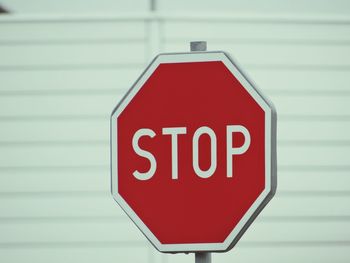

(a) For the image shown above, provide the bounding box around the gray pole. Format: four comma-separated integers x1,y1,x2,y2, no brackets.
195,252,212,263
190,41,207,52
190,40,211,263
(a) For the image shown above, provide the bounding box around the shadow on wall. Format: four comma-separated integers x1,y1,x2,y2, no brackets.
0,4,9,13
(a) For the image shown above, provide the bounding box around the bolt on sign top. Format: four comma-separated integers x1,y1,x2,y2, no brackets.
110,45,277,253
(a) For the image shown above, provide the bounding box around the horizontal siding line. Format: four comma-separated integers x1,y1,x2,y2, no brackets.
0,89,129,96
0,117,348,124
279,191,350,197
0,38,146,46
0,241,148,249
0,63,145,71
279,117,350,122
0,140,349,147
0,241,348,250
279,141,350,147
1,13,350,24
1,115,350,122
0,190,349,198
0,64,350,72
240,241,350,248
1,89,350,97
279,165,350,172
164,38,350,46
259,216,350,222
0,166,346,174
282,115,350,121
0,165,108,171
0,216,129,224
264,90,350,96
0,140,109,147
1,38,349,46
0,216,349,224
0,115,106,121
162,16,350,25
0,66,349,74
246,65,350,71
0,164,348,172
0,14,152,23
0,191,106,198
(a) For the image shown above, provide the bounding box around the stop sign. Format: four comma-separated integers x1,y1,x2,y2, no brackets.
111,51,277,253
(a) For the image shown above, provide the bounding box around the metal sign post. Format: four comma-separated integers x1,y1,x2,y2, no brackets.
190,41,207,52
190,41,212,263
195,252,212,263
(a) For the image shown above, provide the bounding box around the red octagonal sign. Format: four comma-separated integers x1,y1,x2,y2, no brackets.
111,52,277,253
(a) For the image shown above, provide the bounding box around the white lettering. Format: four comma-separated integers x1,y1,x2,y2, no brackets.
226,125,251,178
132,128,157,180
193,126,217,178
162,127,187,179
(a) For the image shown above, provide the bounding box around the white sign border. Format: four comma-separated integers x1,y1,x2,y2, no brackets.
110,51,277,253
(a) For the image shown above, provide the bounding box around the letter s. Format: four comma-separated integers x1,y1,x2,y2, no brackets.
132,128,157,180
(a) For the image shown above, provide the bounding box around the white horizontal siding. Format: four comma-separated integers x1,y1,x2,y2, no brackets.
164,42,350,67
169,246,350,263
0,247,153,263
0,169,349,193
0,93,348,118
1,67,349,93
0,43,145,67
0,68,143,92
1,220,349,244
0,21,146,41
162,20,350,40
0,119,349,143
0,0,149,14
158,0,350,15
0,10,349,263
1,194,349,219
0,143,349,167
